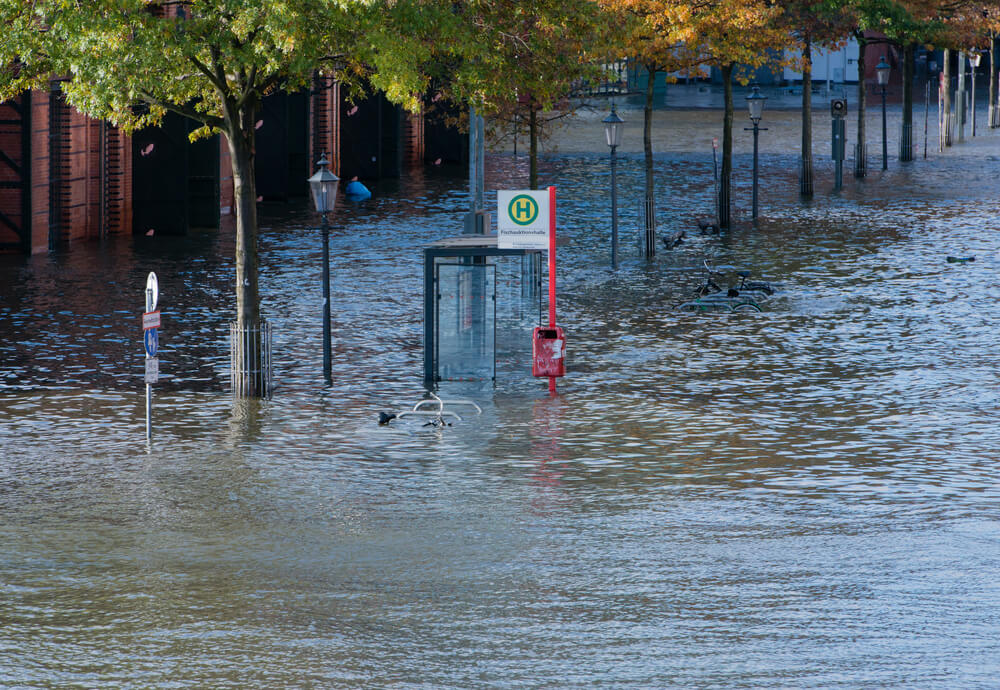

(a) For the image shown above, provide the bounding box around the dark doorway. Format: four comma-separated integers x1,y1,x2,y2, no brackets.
423,103,467,166
255,91,309,201
340,90,403,181
133,114,220,235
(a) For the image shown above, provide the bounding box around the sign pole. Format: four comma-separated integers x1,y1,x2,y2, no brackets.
548,185,557,395
145,287,153,441
497,188,564,391
143,272,159,442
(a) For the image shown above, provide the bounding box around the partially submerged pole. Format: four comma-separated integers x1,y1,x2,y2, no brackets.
548,185,557,395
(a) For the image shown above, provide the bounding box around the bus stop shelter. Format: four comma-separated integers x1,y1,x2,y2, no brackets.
423,235,543,385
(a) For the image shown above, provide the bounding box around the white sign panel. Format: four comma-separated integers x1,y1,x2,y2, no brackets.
142,310,161,330
145,357,159,384
146,272,158,311
497,190,550,249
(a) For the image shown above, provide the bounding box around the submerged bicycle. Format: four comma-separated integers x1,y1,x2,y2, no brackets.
678,260,775,313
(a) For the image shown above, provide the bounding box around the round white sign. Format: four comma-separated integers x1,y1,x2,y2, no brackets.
146,272,158,311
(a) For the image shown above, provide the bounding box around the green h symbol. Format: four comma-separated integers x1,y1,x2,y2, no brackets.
509,195,538,225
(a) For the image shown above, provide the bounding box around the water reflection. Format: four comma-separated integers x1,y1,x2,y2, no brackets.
1,147,1000,686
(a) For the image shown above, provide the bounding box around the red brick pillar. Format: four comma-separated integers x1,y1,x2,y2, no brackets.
63,108,103,242
104,124,132,236
404,109,425,167
310,75,340,176
30,87,54,254
220,137,234,215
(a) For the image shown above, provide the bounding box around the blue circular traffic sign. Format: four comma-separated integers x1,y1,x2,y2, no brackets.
144,328,159,357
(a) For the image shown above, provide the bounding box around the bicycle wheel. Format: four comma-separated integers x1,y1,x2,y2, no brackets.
732,301,761,312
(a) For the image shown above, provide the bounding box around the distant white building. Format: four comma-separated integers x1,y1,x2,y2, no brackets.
784,38,861,85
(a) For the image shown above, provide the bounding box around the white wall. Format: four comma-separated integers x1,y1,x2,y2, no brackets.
784,39,861,84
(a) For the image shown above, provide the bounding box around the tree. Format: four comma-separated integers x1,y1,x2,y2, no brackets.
684,0,788,229
777,1,853,194
836,0,958,169
881,0,1000,152
597,0,704,255
886,0,948,160
0,0,433,396
930,2,1000,140
445,0,604,190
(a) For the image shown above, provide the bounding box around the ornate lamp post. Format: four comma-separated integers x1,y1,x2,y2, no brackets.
876,56,890,170
745,85,767,220
307,154,340,385
603,105,623,270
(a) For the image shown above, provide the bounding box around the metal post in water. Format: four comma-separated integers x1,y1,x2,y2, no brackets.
924,81,930,159
321,211,332,385
881,85,888,170
548,186,557,395
745,120,767,218
957,51,966,144
610,143,618,271
145,286,153,441
712,138,719,225
832,111,845,191
939,74,944,152
752,121,760,219
971,60,977,137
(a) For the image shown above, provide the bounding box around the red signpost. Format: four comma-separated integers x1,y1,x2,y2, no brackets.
500,185,565,393
530,185,565,395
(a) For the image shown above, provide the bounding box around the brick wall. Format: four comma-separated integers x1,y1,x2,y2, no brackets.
404,109,425,167
30,88,51,254
0,94,30,252
104,124,132,237
220,137,233,214
310,75,340,176
24,84,133,252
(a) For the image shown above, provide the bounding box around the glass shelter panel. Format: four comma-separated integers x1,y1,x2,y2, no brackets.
435,263,495,382
494,256,541,379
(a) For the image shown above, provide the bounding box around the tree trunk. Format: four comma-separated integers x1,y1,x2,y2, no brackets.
643,65,656,257
529,107,538,190
225,102,265,397
943,48,952,145
719,63,733,230
901,42,914,161
855,33,868,177
800,36,813,196
990,34,999,128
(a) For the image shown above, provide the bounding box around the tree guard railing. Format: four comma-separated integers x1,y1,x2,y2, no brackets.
230,319,273,398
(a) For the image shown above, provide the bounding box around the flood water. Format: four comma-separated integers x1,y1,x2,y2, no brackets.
2,115,1000,686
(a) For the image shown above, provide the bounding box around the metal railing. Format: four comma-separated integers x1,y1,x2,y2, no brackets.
573,59,636,97
230,319,273,398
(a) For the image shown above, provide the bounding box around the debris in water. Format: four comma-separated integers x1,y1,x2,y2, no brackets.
661,229,685,249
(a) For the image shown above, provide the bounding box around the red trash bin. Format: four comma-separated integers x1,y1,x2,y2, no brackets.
532,326,566,377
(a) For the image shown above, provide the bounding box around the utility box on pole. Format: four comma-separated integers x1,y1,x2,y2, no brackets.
831,118,846,160
831,99,847,190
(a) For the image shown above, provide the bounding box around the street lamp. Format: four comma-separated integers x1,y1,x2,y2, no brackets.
308,153,340,385
603,104,623,270
876,56,890,170
970,50,982,136
745,85,767,220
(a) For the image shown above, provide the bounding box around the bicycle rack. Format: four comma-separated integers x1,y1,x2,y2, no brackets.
391,392,483,424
